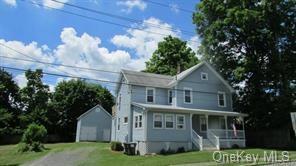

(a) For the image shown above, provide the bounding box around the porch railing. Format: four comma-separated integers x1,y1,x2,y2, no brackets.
207,130,220,150
192,130,203,151
209,129,245,139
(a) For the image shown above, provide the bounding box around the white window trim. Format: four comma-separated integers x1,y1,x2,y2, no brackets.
146,87,155,103
201,72,208,80
176,114,186,130
134,114,143,129
200,116,206,132
183,87,193,104
165,114,174,129
123,116,128,125
168,90,172,104
153,113,163,129
217,91,227,107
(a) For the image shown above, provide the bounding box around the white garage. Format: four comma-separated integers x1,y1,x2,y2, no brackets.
76,105,112,142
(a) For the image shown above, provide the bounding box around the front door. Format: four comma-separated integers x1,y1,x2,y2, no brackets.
200,116,207,138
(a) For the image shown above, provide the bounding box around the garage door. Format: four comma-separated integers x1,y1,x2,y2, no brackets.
80,126,97,141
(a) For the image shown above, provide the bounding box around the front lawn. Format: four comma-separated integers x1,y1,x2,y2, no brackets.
0,142,295,166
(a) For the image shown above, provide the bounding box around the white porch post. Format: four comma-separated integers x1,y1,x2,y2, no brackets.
224,115,230,148
205,115,209,134
189,113,193,149
242,117,246,147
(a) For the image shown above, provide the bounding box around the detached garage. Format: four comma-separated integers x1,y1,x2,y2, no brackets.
76,105,112,142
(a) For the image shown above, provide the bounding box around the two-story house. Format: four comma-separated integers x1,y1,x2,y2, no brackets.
111,61,247,155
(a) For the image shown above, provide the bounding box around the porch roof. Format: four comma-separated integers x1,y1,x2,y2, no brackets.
132,102,248,117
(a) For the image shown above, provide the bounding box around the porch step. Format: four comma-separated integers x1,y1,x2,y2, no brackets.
202,139,217,151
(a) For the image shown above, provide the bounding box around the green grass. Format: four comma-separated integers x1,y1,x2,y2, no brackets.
0,142,296,166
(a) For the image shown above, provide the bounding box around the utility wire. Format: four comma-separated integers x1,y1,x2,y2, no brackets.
49,0,195,36
143,0,195,14
2,66,228,95
0,42,223,86
22,0,200,43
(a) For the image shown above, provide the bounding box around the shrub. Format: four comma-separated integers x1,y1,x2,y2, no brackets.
160,148,166,155
110,141,124,151
18,123,47,152
176,147,185,153
231,144,240,149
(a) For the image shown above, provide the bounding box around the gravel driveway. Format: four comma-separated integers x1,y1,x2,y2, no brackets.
23,147,95,166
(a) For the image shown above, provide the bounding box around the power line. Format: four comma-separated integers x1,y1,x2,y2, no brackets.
49,0,196,36
0,43,76,77
143,0,195,14
22,0,200,43
0,42,222,87
1,65,229,95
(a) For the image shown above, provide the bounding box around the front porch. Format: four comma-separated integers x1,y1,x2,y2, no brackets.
190,114,246,150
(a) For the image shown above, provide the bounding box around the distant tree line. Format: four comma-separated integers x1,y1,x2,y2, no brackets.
0,68,114,142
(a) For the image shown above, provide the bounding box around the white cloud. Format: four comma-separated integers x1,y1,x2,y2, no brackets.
169,3,179,13
111,17,180,70
116,0,147,13
2,0,68,9
14,74,27,88
42,0,69,9
2,0,16,6
187,35,202,59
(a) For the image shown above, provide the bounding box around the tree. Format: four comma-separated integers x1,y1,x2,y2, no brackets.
0,69,21,136
51,79,114,140
145,35,199,75
20,69,50,127
193,0,296,129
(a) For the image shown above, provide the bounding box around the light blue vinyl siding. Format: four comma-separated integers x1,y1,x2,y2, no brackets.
146,111,191,142
131,85,170,105
115,77,131,142
176,64,232,111
132,105,145,142
77,106,111,141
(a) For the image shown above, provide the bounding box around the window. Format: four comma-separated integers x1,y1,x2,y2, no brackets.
184,88,192,104
218,91,226,107
134,115,143,128
168,90,173,104
123,117,128,124
201,72,208,80
165,114,174,129
176,115,185,129
146,88,155,103
200,116,207,132
117,118,120,130
153,113,163,128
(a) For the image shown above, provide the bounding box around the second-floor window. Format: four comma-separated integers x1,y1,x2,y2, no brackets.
146,88,155,103
168,90,172,104
184,88,192,104
201,72,208,80
218,91,226,107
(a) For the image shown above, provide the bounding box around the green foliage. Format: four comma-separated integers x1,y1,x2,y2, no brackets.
52,79,114,140
145,35,199,75
0,69,21,136
19,123,47,152
110,141,124,151
193,0,296,129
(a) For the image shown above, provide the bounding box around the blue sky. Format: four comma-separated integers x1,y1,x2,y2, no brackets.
0,0,201,93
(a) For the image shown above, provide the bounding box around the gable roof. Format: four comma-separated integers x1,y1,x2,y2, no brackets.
115,61,234,94
168,61,235,92
77,104,112,120
121,69,174,88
